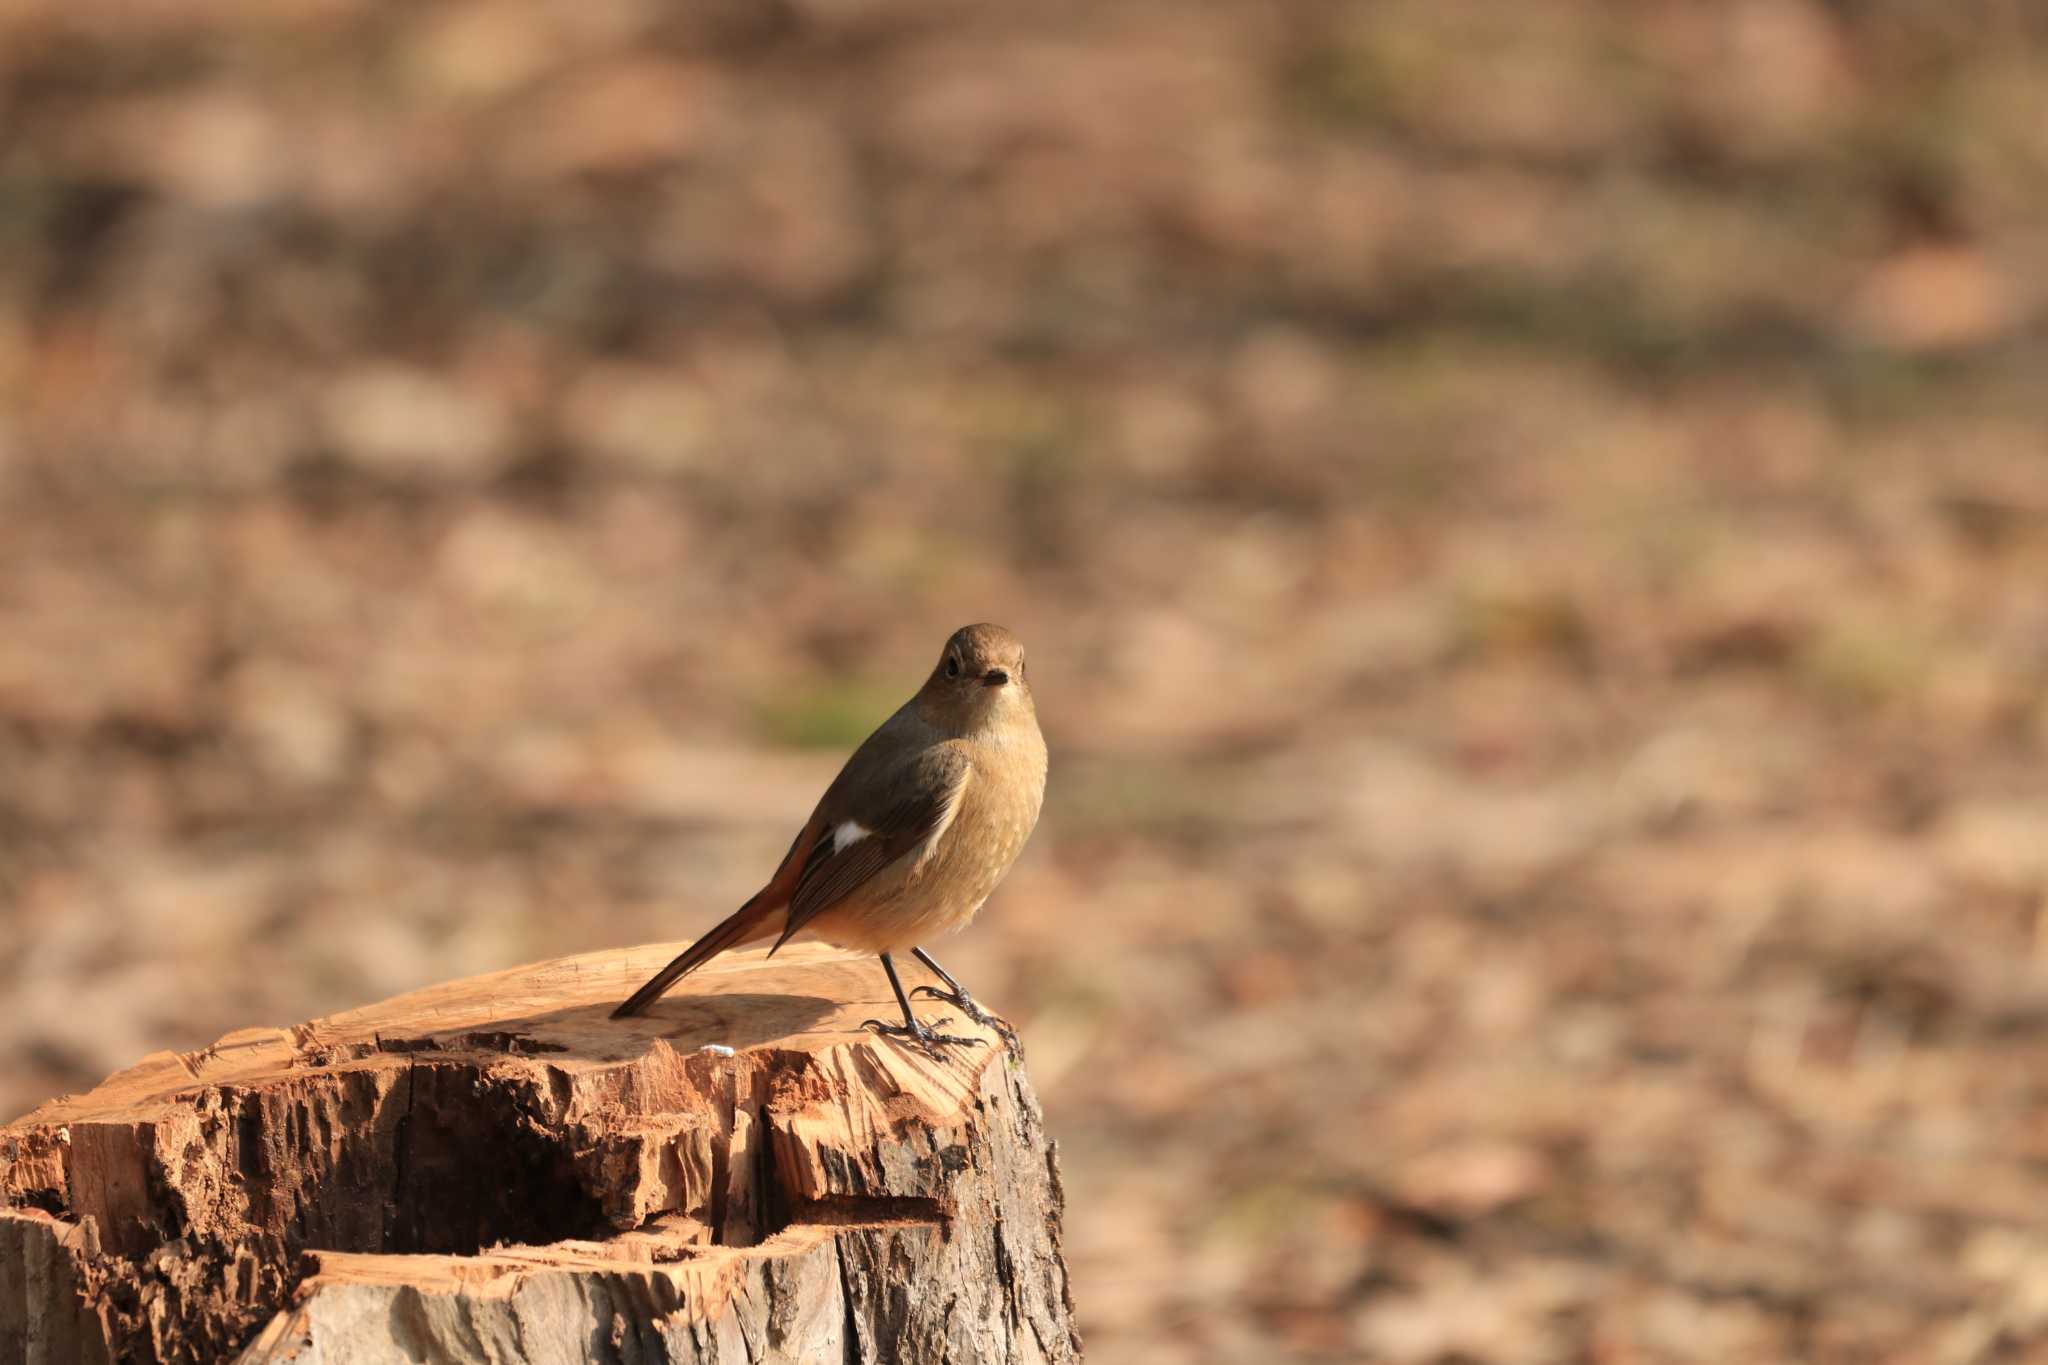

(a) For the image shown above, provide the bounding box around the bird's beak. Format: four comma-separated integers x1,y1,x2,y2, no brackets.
981,669,1009,687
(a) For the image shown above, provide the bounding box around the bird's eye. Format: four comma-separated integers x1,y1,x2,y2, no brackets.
944,655,961,679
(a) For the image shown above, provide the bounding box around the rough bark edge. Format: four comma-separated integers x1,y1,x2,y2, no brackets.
0,1211,111,1365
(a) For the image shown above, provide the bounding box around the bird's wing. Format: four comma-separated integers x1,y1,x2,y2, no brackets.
772,744,974,952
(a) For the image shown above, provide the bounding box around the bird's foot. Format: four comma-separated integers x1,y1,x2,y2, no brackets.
909,987,1024,1056
860,1016,985,1054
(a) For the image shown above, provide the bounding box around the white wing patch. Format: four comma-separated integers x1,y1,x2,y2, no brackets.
831,820,872,853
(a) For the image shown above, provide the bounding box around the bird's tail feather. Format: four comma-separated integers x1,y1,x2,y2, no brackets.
610,900,779,1019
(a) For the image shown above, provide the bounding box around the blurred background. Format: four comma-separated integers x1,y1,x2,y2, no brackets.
4,0,2048,1360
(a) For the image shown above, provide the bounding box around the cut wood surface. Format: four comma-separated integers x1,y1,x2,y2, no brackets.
0,943,1080,1363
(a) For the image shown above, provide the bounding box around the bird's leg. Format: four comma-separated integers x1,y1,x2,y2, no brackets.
908,947,1022,1054
861,952,984,1052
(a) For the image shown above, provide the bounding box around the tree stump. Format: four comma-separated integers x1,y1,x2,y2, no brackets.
0,943,1081,1363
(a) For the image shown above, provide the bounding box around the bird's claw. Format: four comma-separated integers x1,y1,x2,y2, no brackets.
906,987,1023,1055
860,1017,986,1053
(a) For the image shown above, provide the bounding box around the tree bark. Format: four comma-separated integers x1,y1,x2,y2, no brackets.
0,943,1081,1363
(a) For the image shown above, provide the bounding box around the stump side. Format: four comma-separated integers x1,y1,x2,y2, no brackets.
0,943,1081,1364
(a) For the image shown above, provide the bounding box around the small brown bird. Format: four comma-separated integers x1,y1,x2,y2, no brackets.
612,624,1047,1049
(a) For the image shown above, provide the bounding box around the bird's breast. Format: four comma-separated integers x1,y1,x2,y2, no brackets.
804,726,1044,955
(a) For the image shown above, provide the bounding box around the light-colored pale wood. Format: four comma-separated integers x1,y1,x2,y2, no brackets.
0,943,1080,1363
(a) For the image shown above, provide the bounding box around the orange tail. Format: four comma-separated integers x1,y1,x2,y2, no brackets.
610,898,782,1018
611,816,825,1019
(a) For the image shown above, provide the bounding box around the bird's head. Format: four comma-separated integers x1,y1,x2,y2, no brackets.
917,623,1033,733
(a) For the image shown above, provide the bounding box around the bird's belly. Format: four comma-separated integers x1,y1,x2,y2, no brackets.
810,884,983,955
805,776,1039,955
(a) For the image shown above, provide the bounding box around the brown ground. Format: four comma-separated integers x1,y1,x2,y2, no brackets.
4,1,2048,1361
